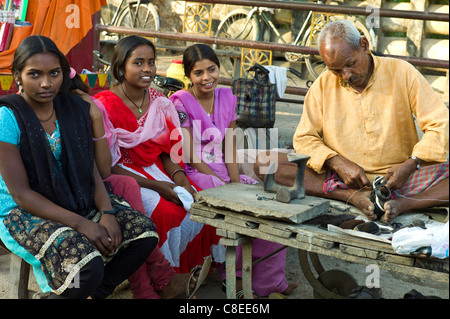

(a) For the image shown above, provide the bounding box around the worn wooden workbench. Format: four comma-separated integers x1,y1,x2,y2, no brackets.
190,183,449,299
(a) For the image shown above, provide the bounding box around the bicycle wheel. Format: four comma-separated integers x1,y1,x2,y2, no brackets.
303,16,374,80
100,3,119,42
214,9,260,78
116,2,161,41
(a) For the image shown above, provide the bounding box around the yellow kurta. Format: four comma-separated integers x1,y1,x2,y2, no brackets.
293,54,449,181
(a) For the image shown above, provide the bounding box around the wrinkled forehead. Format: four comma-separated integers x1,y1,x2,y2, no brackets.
321,39,358,65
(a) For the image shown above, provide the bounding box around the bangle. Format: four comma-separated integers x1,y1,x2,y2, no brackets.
101,210,115,216
170,168,186,180
93,133,107,142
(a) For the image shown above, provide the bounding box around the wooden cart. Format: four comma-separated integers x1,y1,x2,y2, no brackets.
190,183,449,299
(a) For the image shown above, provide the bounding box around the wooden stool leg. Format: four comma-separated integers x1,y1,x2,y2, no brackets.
225,246,237,299
242,239,253,299
8,253,30,299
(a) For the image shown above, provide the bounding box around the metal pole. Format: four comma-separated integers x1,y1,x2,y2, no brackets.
96,25,450,69
184,0,449,22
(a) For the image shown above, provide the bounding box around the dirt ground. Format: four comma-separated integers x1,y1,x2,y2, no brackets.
0,53,448,302
1,245,448,300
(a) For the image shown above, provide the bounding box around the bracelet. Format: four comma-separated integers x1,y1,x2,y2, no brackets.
408,155,421,170
93,133,107,142
101,210,115,216
170,168,186,180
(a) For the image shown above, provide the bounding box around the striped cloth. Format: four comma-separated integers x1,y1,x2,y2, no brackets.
392,161,449,199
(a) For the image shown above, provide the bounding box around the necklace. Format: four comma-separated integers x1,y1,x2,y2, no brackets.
121,84,147,114
192,88,214,116
38,107,55,122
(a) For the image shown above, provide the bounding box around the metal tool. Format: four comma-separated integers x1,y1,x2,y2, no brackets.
263,153,310,203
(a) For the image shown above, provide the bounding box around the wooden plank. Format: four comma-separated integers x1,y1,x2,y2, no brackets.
190,203,449,283
242,240,253,299
211,203,395,254
225,246,237,299
340,244,381,260
191,204,396,254
339,244,415,266
295,232,335,249
293,224,396,254
190,203,220,219
259,224,295,239
220,237,246,246
217,228,240,239
8,254,30,299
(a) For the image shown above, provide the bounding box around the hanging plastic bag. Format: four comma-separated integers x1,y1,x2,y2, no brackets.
391,221,449,259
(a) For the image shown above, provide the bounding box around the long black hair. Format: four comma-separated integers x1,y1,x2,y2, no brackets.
12,35,71,93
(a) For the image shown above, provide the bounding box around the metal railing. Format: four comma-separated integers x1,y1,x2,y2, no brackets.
184,0,449,22
96,0,449,100
96,25,450,69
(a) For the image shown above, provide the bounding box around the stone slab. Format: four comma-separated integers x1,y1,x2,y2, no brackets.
194,183,330,224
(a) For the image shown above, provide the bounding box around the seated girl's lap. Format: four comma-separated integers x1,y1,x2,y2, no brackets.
141,188,190,227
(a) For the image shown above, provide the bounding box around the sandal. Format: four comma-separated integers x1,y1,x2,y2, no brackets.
371,175,391,219
186,256,211,299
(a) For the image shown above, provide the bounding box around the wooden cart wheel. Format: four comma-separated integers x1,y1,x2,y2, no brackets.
298,250,358,299
240,48,272,77
183,3,213,35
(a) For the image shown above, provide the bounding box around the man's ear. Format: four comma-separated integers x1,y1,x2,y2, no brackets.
360,37,370,53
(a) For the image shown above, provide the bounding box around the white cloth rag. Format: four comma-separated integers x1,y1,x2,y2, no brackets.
264,65,288,98
173,186,194,212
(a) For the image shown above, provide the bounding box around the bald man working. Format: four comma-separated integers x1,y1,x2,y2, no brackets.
255,20,449,223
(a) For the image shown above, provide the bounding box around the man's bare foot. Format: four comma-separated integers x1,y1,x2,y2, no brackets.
381,200,404,224
159,272,197,299
347,189,376,220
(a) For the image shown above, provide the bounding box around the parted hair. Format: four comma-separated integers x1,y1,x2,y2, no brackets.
12,35,71,93
182,43,220,78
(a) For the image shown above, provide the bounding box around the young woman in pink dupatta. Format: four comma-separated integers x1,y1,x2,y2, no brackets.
169,44,298,298
94,36,223,292
69,71,202,299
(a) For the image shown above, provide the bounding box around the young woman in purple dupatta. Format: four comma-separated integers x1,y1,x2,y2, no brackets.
169,44,298,298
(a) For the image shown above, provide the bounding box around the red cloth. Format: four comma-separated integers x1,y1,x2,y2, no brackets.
97,89,182,168
95,89,221,273
104,174,176,299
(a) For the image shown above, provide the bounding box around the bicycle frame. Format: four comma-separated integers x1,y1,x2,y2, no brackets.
107,0,126,25
107,0,146,27
243,7,312,48
257,8,288,45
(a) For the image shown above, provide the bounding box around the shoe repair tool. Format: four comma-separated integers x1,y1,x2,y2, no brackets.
264,153,310,203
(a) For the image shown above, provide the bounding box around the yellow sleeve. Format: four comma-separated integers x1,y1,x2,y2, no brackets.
408,66,449,163
293,84,338,174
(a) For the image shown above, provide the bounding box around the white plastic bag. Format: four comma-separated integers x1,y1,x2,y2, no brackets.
391,221,449,259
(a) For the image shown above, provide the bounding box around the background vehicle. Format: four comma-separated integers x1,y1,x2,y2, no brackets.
100,0,161,42
214,1,376,79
